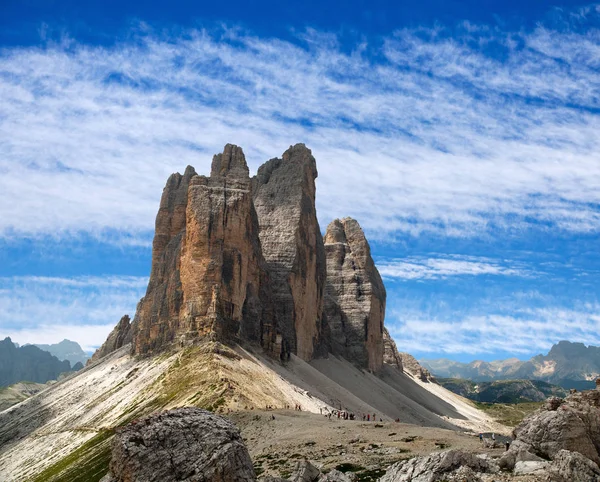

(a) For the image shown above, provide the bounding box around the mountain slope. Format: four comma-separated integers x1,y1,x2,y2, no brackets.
0,341,500,481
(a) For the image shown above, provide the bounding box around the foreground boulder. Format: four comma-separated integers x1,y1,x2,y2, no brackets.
504,389,600,466
379,449,497,482
101,407,256,482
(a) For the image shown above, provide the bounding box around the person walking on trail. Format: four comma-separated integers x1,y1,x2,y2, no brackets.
491,433,496,441
479,433,483,442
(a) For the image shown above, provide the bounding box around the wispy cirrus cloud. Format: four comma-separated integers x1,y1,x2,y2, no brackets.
0,275,147,351
1,13,600,243
377,255,533,280
387,305,600,356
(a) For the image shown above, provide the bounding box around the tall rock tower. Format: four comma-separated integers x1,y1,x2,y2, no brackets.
252,144,327,361
323,218,385,372
132,145,274,355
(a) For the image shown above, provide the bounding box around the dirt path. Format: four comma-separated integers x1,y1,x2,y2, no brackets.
230,410,508,478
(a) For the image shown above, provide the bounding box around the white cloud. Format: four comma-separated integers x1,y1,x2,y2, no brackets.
377,255,532,280
386,306,600,356
0,275,147,351
1,18,600,243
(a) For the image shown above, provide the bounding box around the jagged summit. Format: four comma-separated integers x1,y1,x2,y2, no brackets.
210,143,250,179
98,143,389,372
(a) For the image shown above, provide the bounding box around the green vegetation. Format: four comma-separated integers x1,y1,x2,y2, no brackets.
438,377,567,403
474,401,543,426
30,429,114,482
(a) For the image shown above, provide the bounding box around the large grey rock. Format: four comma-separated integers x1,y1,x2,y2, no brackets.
289,460,321,482
511,390,600,465
253,144,326,361
102,407,256,482
323,218,385,372
318,470,352,482
548,449,600,481
380,449,495,482
513,460,549,475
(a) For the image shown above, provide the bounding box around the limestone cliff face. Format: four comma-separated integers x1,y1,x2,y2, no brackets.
382,328,403,372
252,144,326,361
133,145,274,355
323,217,385,372
89,315,133,364
132,166,196,354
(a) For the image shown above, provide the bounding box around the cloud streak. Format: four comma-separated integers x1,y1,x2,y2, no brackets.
0,275,147,351
377,255,533,280
2,14,600,243
387,305,600,356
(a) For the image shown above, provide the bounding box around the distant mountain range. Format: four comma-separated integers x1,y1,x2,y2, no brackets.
436,378,567,403
0,337,82,388
421,341,600,390
32,339,89,366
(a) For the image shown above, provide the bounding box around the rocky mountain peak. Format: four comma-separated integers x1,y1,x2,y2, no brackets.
323,217,385,372
210,143,250,179
102,143,390,370
252,143,326,361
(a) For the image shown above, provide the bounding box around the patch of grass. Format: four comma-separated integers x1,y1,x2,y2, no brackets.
30,429,114,482
474,401,543,427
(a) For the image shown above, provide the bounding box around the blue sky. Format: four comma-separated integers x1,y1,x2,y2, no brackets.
1,0,600,361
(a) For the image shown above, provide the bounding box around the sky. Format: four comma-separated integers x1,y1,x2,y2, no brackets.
1,0,600,361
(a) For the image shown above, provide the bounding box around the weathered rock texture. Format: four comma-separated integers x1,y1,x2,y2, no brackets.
323,218,385,372
380,449,497,482
133,145,274,355
89,315,132,364
132,165,196,354
253,144,326,361
101,407,256,482
383,328,403,372
119,143,388,367
510,389,600,465
400,352,435,382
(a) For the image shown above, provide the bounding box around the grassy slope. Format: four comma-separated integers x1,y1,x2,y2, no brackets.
473,401,543,427
23,343,267,482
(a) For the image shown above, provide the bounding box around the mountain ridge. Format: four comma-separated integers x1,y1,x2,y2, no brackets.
421,340,600,389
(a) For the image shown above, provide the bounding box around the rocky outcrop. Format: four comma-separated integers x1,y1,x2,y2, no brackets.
133,145,275,355
507,389,600,465
253,144,326,361
383,328,403,372
89,315,132,363
400,352,434,382
323,218,385,372
380,449,497,482
101,407,256,482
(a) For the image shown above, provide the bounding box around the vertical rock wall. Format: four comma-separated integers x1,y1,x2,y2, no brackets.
122,143,387,368
133,145,274,355
323,218,385,372
252,144,326,361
